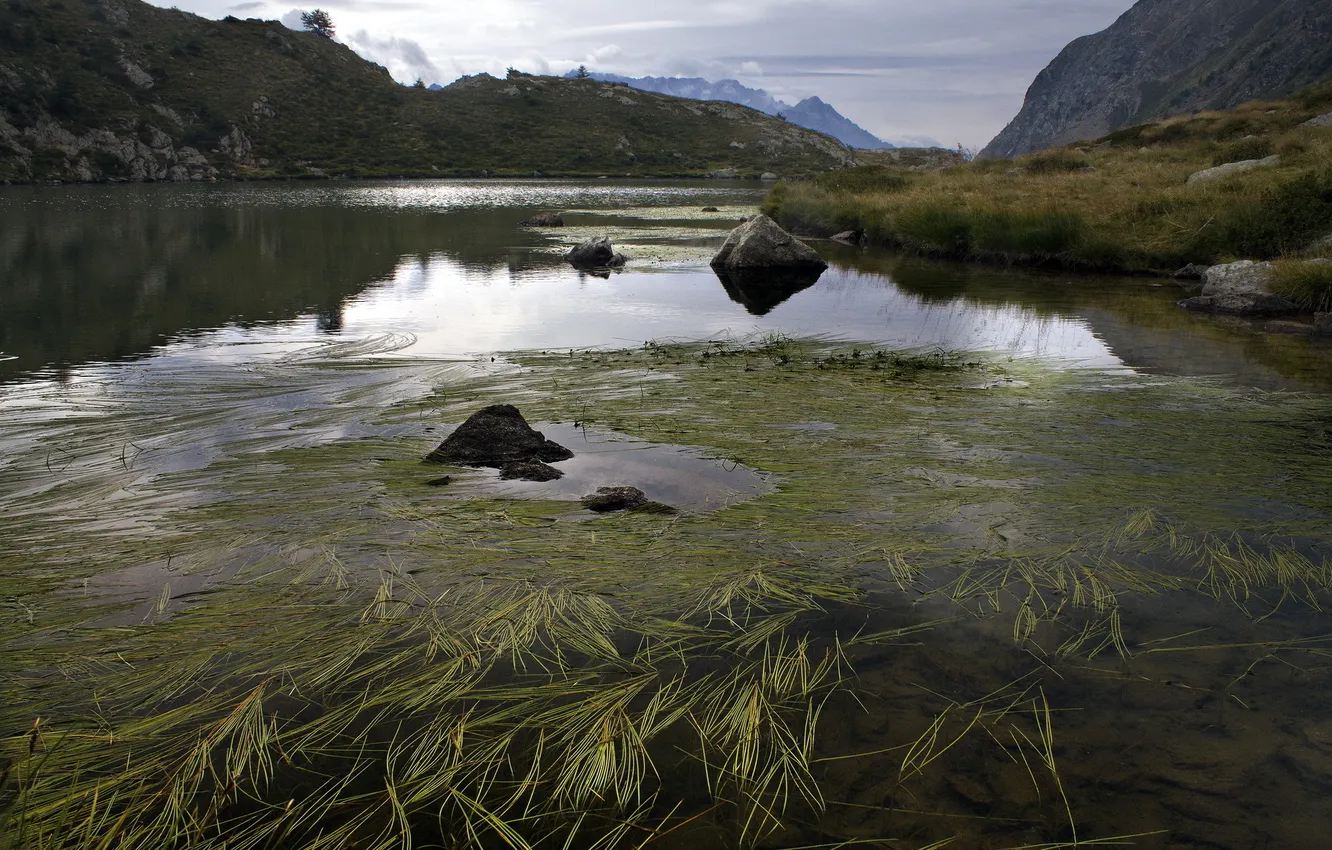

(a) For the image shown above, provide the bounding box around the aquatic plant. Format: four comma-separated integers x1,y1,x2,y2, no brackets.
3,336,1332,848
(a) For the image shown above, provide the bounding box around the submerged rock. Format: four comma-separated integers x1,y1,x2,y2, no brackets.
426,405,574,469
581,486,675,514
566,237,628,269
711,214,828,271
500,460,564,481
521,213,565,227
582,486,648,512
1178,260,1299,316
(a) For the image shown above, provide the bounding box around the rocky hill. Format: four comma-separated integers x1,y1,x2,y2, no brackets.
0,0,858,183
981,0,1332,159
570,72,893,150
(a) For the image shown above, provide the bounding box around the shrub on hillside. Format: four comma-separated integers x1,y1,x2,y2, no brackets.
1200,168,1332,259
1212,136,1273,166
813,166,909,194
1019,150,1091,174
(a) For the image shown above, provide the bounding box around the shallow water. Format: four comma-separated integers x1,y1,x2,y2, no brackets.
3,180,1332,850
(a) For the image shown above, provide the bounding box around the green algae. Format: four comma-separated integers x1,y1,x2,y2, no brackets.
3,337,1332,848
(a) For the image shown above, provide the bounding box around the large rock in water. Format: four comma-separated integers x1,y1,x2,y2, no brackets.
566,237,628,269
426,405,574,468
1178,260,1300,317
710,215,828,271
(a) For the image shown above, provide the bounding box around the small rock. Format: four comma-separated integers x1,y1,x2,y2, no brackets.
521,213,564,227
425,476,453,487
1201,260,1274,296
1172,263,1209,280
830,230,863,246
499,460,564,481
760,172,779,181
582,486,649,512
1187,155,1281,185
426,405,574,467
708,168,738,179
711,214,828,271
701,206,721,212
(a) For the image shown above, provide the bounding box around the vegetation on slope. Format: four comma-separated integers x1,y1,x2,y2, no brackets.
763,84,1332,273
0,0,856,183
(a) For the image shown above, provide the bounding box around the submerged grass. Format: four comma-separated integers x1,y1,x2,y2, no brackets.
763,84,1332,272
2,336,1332,847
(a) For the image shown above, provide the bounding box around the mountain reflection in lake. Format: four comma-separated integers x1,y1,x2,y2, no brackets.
4,179,1331,389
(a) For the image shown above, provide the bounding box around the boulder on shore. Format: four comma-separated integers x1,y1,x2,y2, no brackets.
1178,260,1300,316
426,405,574,476
831,230,863,246
566,237,628,269
581,486,676,514
521,213,565,227
711,215,828,272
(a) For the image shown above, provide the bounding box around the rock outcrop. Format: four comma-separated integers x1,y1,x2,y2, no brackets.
1178,260,1301,316
711,215,828,271
1186,155,1281,184
426,405,574,477
981,0,1332,159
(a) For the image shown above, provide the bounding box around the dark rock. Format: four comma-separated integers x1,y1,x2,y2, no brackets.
715,267,823,316
499,460,565,481
425,476,453,487
566,237,621,268
582,486,649,512
1178,292,1301,317
701,206,721,212
426,405,574,467
521,213,565,227
1315,312,1332,336
711,214,828,271
1172,263,1209,280
830,230,863,246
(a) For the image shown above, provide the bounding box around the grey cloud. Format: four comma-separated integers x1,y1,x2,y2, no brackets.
343,30,442,84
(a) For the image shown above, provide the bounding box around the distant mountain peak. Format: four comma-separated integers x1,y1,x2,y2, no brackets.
565,71,893,150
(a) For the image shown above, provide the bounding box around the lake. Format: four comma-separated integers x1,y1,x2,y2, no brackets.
2,179,1331,850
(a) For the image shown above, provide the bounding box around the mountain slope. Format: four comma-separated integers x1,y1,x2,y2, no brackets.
569,72,893,150
0,0,857,183
783,97,891,150
981,0,1332,159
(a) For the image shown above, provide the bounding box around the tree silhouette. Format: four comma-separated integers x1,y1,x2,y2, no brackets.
575,65,590,79
300,9,334,39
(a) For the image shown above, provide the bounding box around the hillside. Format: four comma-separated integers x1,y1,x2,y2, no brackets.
981,0,1332,159
569,72,893,150
765,83,1332,273
0,0,858,183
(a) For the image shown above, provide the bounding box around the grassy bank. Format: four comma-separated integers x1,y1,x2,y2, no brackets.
3,337,1332,847
763,84,1332,272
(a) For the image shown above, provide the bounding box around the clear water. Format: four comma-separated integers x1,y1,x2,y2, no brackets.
4,180,1332,850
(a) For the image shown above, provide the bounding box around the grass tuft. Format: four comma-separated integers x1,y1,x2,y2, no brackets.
1271,259,1332,311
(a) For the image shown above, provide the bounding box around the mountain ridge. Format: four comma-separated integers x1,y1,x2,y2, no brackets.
981,0,1332,159
0,0,857,183
564,72,894,150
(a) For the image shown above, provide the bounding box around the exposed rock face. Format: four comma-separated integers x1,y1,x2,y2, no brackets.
566,237,627,269
1187,155,1281,184
981,0,1332,159
1304,112,1332,128
426,405,574,472
711,215,828,271
1178,260,1301,316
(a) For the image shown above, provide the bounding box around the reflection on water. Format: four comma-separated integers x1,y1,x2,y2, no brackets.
4,179,1331,390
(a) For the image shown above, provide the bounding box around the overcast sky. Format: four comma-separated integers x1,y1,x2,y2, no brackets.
148,0,1136,148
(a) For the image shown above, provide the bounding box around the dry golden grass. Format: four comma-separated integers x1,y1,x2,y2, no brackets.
764,84,1332,272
